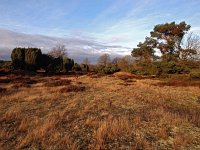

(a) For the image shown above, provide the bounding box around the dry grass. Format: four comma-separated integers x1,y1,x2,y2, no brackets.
0,73,200,149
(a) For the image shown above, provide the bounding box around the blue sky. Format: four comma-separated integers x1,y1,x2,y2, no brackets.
0,0,200,57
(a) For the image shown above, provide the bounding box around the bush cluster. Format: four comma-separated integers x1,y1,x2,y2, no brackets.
128,61,190,76
97,65,120,74
11,48,79,73
190,70,200,79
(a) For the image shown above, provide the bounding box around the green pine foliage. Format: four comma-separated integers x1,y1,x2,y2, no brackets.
24,48,42,70
11,48,25,69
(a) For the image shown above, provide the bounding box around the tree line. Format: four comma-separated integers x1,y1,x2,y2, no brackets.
11,45,88,73
9,21,200,77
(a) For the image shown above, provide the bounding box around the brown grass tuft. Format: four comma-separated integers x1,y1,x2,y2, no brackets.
92,116,131,149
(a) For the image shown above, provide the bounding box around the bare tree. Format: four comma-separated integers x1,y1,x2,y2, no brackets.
181,33,200,60
123,55,135,66
117,57,128,70
48,44,67,58
98,53,111,67
184,33,200,50
112,57,120,65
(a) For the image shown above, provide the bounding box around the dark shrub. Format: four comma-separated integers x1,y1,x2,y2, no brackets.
81,64,89,72
45,79,71,87
40,54,64,73
12,83,31,89
63,58,74,72
73,63,82,71
157,61,190,75
60,85,85,92
98,65,120,74
190,70,200,79
0,78,12,83
152,80,200,87
0,87,6,93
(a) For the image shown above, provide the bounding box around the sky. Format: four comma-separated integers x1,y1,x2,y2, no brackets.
0,0,200,62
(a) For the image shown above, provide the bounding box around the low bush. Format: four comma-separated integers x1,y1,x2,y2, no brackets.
156,61,190,75
81,64,89,72
73,63,82,71
133,61,190,76
99,65,120,74
0,76,37,85
190,70,200,79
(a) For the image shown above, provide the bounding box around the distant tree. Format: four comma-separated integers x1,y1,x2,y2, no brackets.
81,64,89,72
117,57,128,70
48,44,67,58
181,32,200,60
73,63,82,71
115,55,135,71
48,44,67,71
82,57,90,65
112,57,120,66
98,53,111,67
123,55,135,65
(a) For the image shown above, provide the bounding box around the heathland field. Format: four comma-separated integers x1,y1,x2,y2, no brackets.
0,73,200,149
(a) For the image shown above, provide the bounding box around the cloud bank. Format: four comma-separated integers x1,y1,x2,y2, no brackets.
0,28,131,63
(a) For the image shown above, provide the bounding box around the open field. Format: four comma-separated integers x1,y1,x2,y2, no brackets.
0,73,200,150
